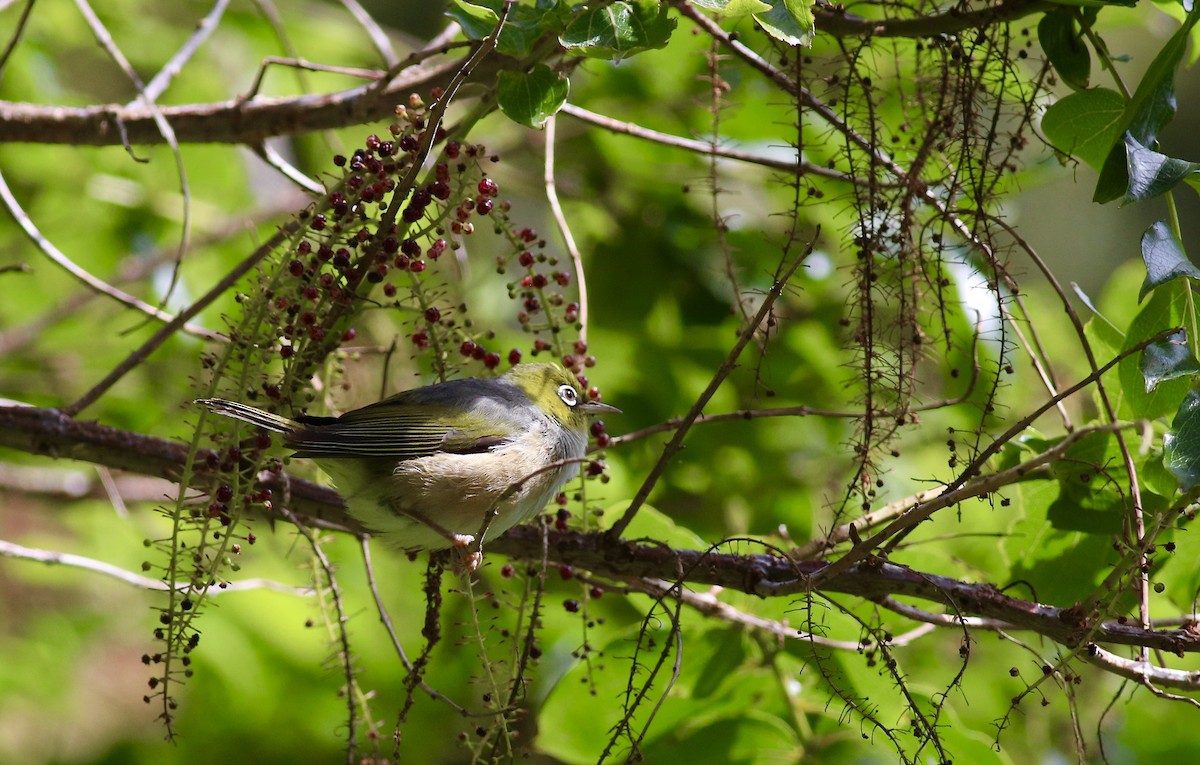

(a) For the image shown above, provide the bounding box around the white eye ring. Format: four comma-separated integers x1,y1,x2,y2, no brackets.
557,384,578,407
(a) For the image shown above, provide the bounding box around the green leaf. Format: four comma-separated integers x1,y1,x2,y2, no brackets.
447,0,566,57
1120,281,1194,419
1139,220,1200,301
497,65,569,128
724,0,774,14
1093,9,1200,202
1038,9,1090,90
560,1,676,60
638,713,799,764
1047,430,1125,533
691,628,747,699
1040,87,1125,170
1165,388,1200,489
1141,330,1200,392
1124,133,1200,204
753,0,815,46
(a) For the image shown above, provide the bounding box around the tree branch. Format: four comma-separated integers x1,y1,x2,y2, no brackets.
0,51,477,146
5,403,1200,676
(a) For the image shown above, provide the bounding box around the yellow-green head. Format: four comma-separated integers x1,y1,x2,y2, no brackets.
505,363,618,435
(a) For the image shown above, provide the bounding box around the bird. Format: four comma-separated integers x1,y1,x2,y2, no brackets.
196,363,618,557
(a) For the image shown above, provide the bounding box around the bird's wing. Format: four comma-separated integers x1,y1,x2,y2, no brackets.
286,392,514,460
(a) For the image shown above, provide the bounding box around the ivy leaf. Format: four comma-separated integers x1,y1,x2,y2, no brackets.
1141,330,1200,392
1165,388,1200,489
497,65,570,129
1038,9,1090,90
560,0,675,60
1120,281,1193,419
1124,133,1200,204
1093,9,1200,203
753,0,816,47
1040,87,1125,170
1139,220,1200,301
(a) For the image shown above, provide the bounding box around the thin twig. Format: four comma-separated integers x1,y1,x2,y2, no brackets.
337,0,397,67
0,538,310,595
544,115,589,344
561,102,856,184
813,328,1180,584
628,577,938,649
0,168,218,341
238,56,385,103
0,0,35,80
74,0,192,304
608,235,816,538
141,0,231,103
63,222,297,416
251,141,324,193
274,504,359,763
359,536,465,712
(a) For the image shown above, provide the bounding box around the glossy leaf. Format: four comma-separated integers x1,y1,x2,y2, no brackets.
1040,87,1125,170
1094,9,1200,202
1120,281,1193,419
1141,330,1200,392
1124,133,1200,203
1165,388,1200,489
446,0,567,57
497,65,569,128
1138,219,1200,300
1039,9,1090,90
754,0,816,46
560,1,675,60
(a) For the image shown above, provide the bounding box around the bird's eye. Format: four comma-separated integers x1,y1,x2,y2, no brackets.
557,384,578,407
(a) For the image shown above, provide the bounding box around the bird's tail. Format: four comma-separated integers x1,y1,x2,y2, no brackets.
195,398,296,434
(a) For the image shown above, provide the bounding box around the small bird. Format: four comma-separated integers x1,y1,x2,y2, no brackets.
197,363,618,555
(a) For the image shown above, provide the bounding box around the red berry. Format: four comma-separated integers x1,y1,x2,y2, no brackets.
500,564,515,579
558,564,573,580
483,352,501,369
508,348,522,366
460,341,477,356
518,251,535,268
563,599,580,613
478,178,498,196
424,307,441,323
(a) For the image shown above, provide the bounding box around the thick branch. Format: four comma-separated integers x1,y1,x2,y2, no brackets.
0,404,353,532
4,403,1200,670
812,0,1053,38
0,55,474,146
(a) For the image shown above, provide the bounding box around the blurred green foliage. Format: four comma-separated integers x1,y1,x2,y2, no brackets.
5,0,1200,763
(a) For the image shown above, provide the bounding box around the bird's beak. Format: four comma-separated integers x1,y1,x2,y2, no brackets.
579,401,621,415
